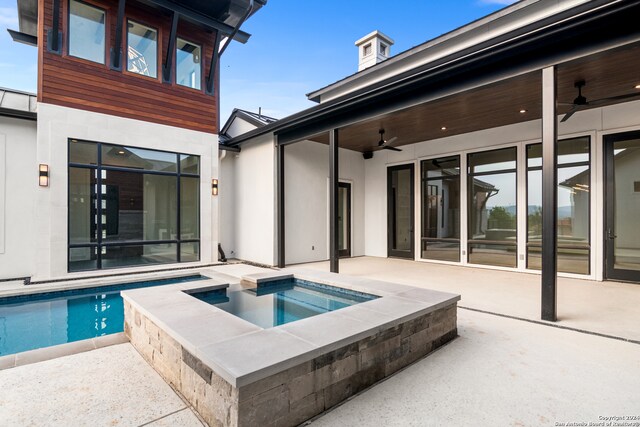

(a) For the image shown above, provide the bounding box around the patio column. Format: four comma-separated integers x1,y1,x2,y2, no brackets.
329,128,339,273
276,135,285,268
541,66,558,322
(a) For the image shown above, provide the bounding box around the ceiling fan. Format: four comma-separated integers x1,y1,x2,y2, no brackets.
376,129,402,151
560,80,640,122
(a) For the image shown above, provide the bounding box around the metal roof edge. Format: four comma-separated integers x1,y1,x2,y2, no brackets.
227,0,632,147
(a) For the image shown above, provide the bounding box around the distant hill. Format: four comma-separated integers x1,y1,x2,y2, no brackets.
492,205,574,218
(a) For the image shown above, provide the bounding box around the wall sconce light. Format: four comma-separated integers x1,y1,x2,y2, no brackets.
39,164,49,187
212,178,219,196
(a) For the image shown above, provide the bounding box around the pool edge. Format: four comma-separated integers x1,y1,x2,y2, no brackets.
0,333,129,371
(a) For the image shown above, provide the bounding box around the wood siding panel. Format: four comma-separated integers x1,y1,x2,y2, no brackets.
39,0,219,134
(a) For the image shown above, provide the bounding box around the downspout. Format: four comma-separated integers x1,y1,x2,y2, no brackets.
217,149,228,262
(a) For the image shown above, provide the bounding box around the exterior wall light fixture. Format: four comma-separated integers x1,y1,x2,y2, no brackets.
39,164,50,187
212,179,219,196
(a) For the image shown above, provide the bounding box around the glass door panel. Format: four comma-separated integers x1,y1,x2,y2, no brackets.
338,182,351,257
605,131,640,282
421,156,460,262
388,164,415,259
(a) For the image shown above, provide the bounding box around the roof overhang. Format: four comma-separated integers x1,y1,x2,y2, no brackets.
14,0,265,42
226,0,640,150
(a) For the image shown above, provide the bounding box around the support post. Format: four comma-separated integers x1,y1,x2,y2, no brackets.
47,0,62,53
276,136,285,268
541,66,558,321
205,32,222,95
329,128,339,273
110,0,127,70
163,12,179,83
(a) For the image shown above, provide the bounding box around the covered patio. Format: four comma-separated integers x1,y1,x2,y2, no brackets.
247,1,640,324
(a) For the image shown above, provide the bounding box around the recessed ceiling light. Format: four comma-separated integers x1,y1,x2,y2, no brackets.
519,109,527,114
441,126,447,131
117,150,125,155
636,84,640,89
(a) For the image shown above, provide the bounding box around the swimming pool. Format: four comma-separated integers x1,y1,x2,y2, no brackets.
0,275,205,356
191,277,379,328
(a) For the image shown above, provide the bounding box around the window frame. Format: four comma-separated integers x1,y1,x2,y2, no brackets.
67,138,201,272
363,43,372,56
66,0,108,65
525,136,592,275
124,18,160,80
467,146,519,268
175,37,203,91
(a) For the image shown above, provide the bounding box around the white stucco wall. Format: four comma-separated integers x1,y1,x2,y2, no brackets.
0,116,37,280
284,141,365,265
219,133,275,265
33,103,218,281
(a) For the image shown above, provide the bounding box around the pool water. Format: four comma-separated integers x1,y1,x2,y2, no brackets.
192,278,378,329
0,275,205,356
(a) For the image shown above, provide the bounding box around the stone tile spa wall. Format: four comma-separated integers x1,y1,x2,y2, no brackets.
124,299,458,427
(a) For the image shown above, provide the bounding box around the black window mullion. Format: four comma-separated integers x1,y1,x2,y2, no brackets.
96,143,103,269
177,153,181,263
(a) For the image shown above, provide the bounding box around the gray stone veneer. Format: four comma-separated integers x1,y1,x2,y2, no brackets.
124,287,457,427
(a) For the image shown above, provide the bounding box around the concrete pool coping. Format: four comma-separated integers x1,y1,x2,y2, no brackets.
0,332,128,370
0,269,213,299
122,268,461,388
0,272,226,369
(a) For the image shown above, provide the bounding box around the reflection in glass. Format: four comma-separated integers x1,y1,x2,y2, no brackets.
180,242,200,263
68,141,200,271
69,140,98,165
101,244,177,268
613,138,640,271
69,247,97,271
180,177,199,240
176,38,202,90
127,21,158,78
180,154,200,174
389,168,413,253
100,171,177,242
69,168,97,244
69,0,106,64
421,156,460,261
468,148,517,267
526,137,590,274
101,144,177,172
338,184,349,254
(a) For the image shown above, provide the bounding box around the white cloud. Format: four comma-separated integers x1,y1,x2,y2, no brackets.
0,7,18,27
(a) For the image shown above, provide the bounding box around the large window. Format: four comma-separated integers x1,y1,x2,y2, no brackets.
421,156,461,262
127,20,158,78
68,140,200,271
176,38,202,90
526,137,590,274
468,147,518,267
68,0,106,64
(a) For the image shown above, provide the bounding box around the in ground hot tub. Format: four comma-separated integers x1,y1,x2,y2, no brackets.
191,277,379,328
123,269,460,427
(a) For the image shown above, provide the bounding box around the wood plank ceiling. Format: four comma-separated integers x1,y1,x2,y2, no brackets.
308,42,640,152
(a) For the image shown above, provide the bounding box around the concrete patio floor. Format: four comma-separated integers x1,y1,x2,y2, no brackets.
1,261,639,426
299,256,640,342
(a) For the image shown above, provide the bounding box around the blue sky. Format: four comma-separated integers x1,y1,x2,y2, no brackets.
0,0,516,121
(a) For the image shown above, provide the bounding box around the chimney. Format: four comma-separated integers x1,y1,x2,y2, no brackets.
355,30,394,72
